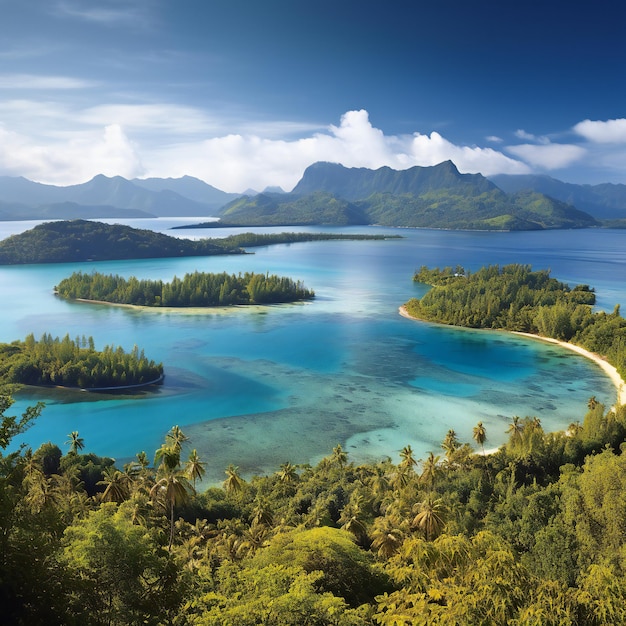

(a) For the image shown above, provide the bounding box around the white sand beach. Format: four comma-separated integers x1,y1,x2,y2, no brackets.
399,305,625,407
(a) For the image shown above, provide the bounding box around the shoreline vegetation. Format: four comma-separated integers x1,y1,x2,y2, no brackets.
399,305,626,406
55,270,315,308
0,333,163,391
405,264,626,386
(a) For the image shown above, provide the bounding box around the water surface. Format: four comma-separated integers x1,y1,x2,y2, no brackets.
2,221,624,482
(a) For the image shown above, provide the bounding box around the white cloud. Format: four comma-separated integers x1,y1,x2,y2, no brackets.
0,74,95,89
506,143,586,170
574,118,626,144
0,124,144,184
514,129,550,145
135,110,532,191
4,106,619,190
486,135,503,143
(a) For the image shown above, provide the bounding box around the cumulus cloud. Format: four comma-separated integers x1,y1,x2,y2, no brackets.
505,143,586,170
0,124,144,184
139,110,530,191
574,118,626,144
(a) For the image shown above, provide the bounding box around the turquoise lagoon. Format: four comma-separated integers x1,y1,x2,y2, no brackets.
2,220,625,483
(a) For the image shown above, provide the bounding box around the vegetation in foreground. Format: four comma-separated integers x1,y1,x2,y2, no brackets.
0,333,163,390
406,264,626,380
2,393,626,624
55,270,315,307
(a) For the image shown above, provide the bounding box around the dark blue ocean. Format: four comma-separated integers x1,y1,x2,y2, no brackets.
2,219,624,483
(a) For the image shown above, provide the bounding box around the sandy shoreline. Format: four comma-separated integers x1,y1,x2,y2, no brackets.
71,297,298,315
399,305,625,407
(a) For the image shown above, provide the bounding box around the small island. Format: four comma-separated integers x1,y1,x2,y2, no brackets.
0,333,163,390
55,270,315,307
403,264,626,389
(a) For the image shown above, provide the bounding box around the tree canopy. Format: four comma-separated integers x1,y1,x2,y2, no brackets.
55,270,315,307
0,333,162,390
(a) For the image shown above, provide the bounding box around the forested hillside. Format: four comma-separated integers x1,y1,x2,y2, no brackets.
0,220,243,264
219,162,598,230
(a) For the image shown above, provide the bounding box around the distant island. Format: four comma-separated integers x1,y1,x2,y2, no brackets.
214,161,600,230
55,270,315,307
0,220,402,265
171,229,402,245
403,264,626,383
0,219,245,265
0,333,163,390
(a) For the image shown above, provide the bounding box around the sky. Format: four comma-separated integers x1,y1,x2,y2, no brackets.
0,0,625,192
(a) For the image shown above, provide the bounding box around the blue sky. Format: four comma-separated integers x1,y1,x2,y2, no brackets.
0,0,624,191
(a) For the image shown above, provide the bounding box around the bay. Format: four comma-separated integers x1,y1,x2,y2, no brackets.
2,219,625,484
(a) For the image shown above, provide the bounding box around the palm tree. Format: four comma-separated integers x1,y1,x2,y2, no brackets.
223,464,244,495
399,445,418,473
473,421,487,455
412,495,447,541
150,451,193,551
339,496,368,544
98,466,130,503
276,461,298,483
505,416,523,449
371,516,405,558
185,449,206,491
419,452,440,489
250,498,274,527
65,430,84,455
136,450,150,469
588,396,598,410
165,425,189,453
441,429,459,462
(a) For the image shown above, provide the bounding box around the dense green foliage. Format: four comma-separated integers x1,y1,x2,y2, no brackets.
56,270,315,307
218,162,598,230
0,219,243,264
3,394,626,624
0,333,163,389
406,264,626,379
220,191,365,225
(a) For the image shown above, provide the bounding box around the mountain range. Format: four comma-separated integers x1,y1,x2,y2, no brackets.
218,161,603,230
0,162,625,229
0,174,239,220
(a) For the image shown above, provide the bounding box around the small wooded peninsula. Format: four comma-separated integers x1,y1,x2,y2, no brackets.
55,270,315,307
0,333,163,390
405,264,626,379
0,219,244,264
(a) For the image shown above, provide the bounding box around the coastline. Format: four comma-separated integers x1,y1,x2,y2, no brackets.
70,297,307,315
398,305,626,407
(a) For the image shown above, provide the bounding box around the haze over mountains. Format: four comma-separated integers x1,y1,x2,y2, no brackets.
0,161,625,229
0,174,239,220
